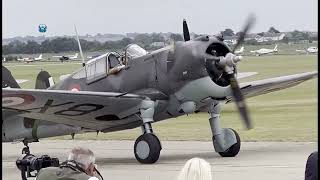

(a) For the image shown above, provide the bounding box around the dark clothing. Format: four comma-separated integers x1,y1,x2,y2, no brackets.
305,151,318,180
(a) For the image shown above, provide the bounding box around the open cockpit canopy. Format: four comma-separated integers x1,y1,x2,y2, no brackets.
124,44,148,63
72,52,124,83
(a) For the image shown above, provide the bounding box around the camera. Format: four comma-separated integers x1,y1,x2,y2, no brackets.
16,154,59,180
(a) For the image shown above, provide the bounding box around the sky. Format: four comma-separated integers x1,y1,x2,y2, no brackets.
2,0,318,38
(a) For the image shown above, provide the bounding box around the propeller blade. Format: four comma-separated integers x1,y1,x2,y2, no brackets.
226,73,252,129
183,19,191,41
232,14,256,53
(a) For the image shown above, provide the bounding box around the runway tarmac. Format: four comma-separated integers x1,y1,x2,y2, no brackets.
2,140,316,180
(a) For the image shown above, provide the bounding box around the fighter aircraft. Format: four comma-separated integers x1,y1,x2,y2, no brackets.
296,47,318,54
17,54,43,63
53,53,79,62
235,46,244,55
250,44,278,56
2,15,318,164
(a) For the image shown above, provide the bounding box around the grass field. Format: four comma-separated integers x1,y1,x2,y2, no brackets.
3,54,318,142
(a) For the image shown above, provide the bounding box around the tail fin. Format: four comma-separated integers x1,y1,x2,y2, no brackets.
74,53,79,58
2,66,20,88
35,71,54,89
38,54,42,59
240,46,244,52
274,44,278,51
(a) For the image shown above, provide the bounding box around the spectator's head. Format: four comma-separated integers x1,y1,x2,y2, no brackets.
176,158,212,180
68,147,96,176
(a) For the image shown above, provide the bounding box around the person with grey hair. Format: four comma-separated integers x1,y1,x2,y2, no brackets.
36,147,103,180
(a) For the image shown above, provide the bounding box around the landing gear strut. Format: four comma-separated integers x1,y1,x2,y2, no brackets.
134,100,162,164
208,101,241,157
22,140,30,155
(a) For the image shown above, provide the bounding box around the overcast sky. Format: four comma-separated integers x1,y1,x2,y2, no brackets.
3,0,318,38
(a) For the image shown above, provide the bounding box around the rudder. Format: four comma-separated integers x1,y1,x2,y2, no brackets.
35,71,54,89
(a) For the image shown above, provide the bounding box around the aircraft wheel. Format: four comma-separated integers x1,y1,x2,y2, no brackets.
218,128,241,157
134,133,161,164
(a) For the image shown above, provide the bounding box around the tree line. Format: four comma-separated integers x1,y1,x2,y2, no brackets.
2,29,317,55
2,33,184,55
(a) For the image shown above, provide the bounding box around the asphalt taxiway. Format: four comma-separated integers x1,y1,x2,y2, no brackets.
2,140,316,180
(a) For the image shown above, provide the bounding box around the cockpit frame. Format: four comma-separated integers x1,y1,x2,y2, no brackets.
85,52,124,84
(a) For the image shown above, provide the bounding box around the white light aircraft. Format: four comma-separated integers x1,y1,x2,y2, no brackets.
296,47,318,54
235,46,244,55
17,54,43,63
250,45,278,56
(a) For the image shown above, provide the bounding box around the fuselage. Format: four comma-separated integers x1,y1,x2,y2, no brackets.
3,36,234,142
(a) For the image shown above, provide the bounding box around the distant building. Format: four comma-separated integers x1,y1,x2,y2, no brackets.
255,33,286,42
223,35,238,45
244,34,257,41
150,42,166,48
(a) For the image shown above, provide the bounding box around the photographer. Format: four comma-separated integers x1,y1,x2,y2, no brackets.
36,147,103,180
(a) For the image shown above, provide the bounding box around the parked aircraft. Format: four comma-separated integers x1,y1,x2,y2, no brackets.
296,47,318,54
53,53,79,62
250,45,278,56
52,26,83,63
86,55,101,59
2,16,318,164
17,54,43,63
235,46,244,55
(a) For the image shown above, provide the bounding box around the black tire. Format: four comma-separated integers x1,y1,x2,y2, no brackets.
218,128,241,157
134,133,162,164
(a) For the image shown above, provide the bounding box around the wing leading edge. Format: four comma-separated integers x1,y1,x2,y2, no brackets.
227,71,317,101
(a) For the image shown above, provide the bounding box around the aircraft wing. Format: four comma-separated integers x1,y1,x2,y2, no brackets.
52,55,63,58
16,79,29,84
2,89,146,131
227,71,317,101
236,72,257,79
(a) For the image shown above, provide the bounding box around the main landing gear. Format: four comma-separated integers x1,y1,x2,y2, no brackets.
22,140,30,155
208,101,241,157
133,100,241,163
134,100,162,164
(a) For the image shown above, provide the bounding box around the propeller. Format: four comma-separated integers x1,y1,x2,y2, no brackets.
183,19,191,41
227,14,255,129
232,14,256,53
205,14,256,130
225,71,252,129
